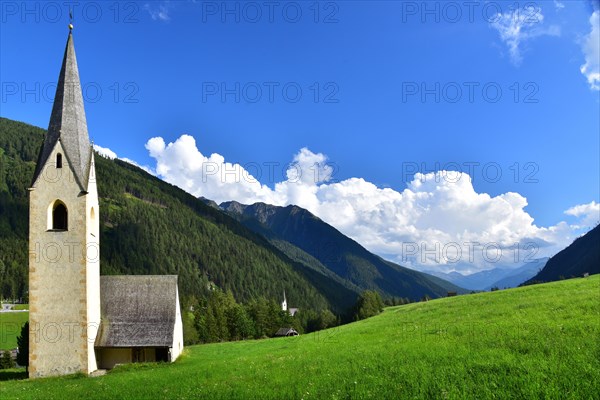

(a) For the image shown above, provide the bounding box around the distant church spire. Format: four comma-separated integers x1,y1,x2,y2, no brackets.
31,29,92,191
281,290,288,312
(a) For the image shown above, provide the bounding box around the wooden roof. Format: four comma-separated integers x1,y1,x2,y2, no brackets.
95,275,179,348
275,328,299,336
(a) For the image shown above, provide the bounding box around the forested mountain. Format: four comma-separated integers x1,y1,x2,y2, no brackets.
220,201,466,299
0,117,464,315
0,118,332,312
524,225,600,285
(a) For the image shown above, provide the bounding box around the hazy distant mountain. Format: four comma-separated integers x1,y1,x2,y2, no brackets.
221,201,466,300
426,258,548,291
524,225,600,285
485,258,549,290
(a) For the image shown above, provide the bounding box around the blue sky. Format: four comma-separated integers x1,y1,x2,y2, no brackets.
1,1,599,273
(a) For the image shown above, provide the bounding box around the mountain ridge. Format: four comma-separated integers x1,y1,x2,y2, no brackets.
220,200,467,300
1,117,460,315
524,224,600,284
0,118,329,311
425,258,549,290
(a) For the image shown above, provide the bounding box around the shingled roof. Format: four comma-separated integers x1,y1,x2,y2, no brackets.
275,328,299,337
32,31,92,191
95,275,179,348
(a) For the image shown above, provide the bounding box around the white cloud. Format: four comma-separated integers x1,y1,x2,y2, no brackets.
554,1,565,11
93,144,117,159
94,144,155,175
144,2,172,22
490,6,561,66
581,11,600,90
565,201,600,228
145,134,595,275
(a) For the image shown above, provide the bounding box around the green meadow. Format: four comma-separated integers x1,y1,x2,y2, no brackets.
1,276,599,399
0,312,28,350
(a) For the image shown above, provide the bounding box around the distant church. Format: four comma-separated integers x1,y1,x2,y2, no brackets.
281,291,298,316
28,28,183,378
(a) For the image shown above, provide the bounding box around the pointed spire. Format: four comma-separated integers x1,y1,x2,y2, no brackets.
32,30,92,191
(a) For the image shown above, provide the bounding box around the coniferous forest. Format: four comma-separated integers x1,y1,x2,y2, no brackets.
0,117,424,339
0,118,327,307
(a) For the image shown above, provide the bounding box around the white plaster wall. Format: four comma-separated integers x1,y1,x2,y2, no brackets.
85,155,100,372
171,285,184,361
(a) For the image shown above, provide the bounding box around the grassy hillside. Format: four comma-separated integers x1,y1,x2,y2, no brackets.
2,276,598,399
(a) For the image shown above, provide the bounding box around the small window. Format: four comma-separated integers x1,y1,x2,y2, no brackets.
52,201,68,230
56,153,62,168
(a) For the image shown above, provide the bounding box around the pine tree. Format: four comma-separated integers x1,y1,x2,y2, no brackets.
16,322,28,372
353,291,384,321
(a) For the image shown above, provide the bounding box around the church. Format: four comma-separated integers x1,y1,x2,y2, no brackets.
27,27,183,378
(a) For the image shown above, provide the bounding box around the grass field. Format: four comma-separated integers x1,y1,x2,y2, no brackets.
1,277,599,399
0,312,28,350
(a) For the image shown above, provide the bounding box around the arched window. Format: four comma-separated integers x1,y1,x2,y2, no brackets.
52,201,68,230
90,207,95,220
56,153,62,168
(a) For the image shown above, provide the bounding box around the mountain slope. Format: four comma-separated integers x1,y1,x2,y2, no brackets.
524,224,600,284
0,118,333,311
221,201,466,300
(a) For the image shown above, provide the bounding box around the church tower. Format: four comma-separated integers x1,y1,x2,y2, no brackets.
28,28,100,378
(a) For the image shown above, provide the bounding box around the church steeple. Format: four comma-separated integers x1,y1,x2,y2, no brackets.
28,29,100,379
281,290,288,312
31,30,92,191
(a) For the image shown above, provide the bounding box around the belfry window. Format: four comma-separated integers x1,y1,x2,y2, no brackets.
52,201,68,230
56,153,62,168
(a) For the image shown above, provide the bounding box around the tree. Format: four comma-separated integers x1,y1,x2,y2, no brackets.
0,350,14,369
182,311,199,345
353,290,384,321
318,309,337,330
16,322,28,372
227,304,254,340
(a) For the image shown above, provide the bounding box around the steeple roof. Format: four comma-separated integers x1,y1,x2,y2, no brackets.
32,31,92,191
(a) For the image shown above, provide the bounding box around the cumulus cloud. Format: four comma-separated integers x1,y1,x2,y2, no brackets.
490,6,560,66
93,144,155,175
581,11,600,90
145,135,276,202
145,134,595,275
565,201,600,228
93,144,117,160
